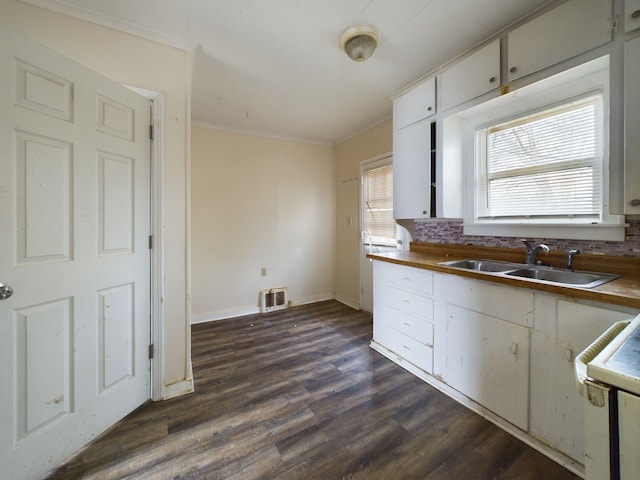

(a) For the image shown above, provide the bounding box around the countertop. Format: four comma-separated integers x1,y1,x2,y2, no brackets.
367,243,640,310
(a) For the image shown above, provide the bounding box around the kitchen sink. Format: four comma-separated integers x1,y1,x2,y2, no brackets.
505,267,620,288
438,258,620,288
438,259,520,272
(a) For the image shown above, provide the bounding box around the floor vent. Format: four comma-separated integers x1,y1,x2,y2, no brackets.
260,287,288,313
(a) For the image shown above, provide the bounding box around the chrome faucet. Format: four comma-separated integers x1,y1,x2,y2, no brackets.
521,239,550,265
566,249,581,271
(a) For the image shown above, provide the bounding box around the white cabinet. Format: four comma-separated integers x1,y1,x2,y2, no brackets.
394,77,436,130
440,39,500,111
393,77,435,219
437,275,532,430
372,261,434,374
393,119,431,219
624,36,640,214
507,0,612,82
529,296,637,463
625,0,640,32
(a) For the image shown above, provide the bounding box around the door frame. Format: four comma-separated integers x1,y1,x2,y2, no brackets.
125,86,165,401
359,152,394,312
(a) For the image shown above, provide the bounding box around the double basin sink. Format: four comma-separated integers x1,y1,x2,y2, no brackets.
437,258,620,289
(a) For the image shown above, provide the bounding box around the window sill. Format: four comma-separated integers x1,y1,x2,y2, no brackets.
463,222,627,242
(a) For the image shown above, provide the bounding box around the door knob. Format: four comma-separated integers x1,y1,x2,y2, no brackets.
0,283,14,300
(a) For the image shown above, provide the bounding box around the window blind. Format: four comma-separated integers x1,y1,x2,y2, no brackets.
475,95,602,220
363,164,395,245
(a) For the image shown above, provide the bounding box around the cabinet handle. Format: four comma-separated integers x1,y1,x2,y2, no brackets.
427,106,433,112
632,9,640,19
509,66,517,73
403,321,411,327
489,76,496,83
631,199,640,206
511,342,518,355
403,345,411,351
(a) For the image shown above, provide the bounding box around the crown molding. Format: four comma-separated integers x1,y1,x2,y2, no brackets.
20,0,197,51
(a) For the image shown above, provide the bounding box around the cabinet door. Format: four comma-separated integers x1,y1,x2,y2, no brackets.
553,300,632,462
625,0,640,32
507,0,612,82
440,39,500,111
394,76,435,130
393,118,430,219
625,36,640,214
443,304,530,430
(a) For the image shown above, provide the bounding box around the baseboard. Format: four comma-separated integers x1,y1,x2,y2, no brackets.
161,378,194,400
191,306,260,324
289,293,334,307
334,294,360,311
191,294,337,324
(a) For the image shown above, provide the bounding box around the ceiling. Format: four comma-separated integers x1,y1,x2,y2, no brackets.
23,0,554,144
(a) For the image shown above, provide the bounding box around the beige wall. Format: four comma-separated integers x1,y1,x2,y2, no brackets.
0,1,193,397
191,126,335,321
334,120,393,308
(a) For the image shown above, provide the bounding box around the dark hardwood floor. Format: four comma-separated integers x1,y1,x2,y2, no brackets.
43,300,580,479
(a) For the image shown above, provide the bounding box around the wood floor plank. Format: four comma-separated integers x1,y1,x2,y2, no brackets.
43,300,580,480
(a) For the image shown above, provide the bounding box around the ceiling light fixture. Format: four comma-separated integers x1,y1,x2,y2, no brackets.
340,25,379,62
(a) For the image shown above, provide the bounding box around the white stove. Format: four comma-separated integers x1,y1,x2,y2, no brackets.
576,313,640,480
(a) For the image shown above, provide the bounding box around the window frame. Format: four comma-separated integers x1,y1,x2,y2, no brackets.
474,92,604,222
458,55,625,241
361,157,396,248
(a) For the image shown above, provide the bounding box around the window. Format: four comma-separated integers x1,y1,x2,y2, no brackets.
456,55,625,241
475,94,602,222
363,163,395,247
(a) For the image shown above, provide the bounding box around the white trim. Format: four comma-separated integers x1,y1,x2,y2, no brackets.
124,86,166,402
19,0,196,52
464,223,627,242
359,152,395,312
192,295,336,324
184,48,195,398
334,294,361,311
161,379,195,401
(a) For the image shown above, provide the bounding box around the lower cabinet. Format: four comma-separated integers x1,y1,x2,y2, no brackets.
372,261,434,374
441,304,530,430
436,274,532,431
530,295,638,463
371,259,640,471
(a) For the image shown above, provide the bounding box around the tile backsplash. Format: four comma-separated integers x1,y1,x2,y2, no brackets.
414,216,640,257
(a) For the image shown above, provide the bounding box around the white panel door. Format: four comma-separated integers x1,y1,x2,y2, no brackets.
0,25,151,479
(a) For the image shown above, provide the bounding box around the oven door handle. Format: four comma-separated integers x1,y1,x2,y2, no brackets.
575,320,631,396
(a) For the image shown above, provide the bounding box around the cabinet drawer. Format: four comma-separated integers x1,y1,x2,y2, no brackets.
382,326,434,374
387,306,434,346
386,287,433,322
382,262,433,296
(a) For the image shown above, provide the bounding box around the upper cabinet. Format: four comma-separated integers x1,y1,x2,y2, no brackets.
393,77,435,219
394,76,436,130
439,39,501,112
507,0,613,82
624,36,640,214
625,0,640,32
393,114,432,219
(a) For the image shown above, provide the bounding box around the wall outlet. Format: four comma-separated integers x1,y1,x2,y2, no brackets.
260,267,267,276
